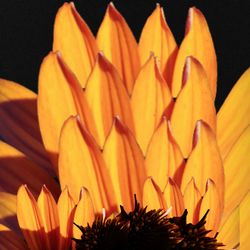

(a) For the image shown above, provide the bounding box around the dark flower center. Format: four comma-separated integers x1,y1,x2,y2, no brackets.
73,196,223,250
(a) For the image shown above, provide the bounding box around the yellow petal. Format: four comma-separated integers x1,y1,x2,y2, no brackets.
131,55,172,154
103,117,146,211
0,141,59,199
171,57,216,158
145,118,184,190
218,206,239,250
223,126,250,223
57,187,76,250
53,2,98,87
183,178,202,224
97,3,140,94
240,191,250,249
0,224,26,250
85,53,134,147
139,4,177,85
163,178,184,217
73,187,95,239
0,78,51,171
199,179,222,235
38,52,98,170
217,68,250,159
143,178,166,210
171,7,217,98
58,116,115,212
37,186,59,250
17,185,46,250
181,121,224,205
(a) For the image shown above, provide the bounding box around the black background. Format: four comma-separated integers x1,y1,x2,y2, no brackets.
0,0,249,109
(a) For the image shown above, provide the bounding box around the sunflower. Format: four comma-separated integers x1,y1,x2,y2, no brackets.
0,2,249,249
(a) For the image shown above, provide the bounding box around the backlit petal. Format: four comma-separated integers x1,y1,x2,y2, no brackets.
85,53,134,147
38,52,98,169
172,7,217,98
53,2,98,87
139,4,177,85
217,68,250,159
103,117,146,211
223,126,250,222
58,116,115,212
131,55,172,154
181,121,224,205
0,79,51,171
0,141,59,199
145,118,184,190
97,3,140,94
171,57,216,158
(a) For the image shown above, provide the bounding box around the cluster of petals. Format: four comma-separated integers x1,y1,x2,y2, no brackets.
0,2,249,249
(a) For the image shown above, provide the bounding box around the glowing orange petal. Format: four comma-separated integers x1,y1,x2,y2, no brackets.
217,68,250,159
0,79,51,171
17,185,46,250
0,224,26,250
85,53,134,147
97,3,140,94
223,126,250,222
199,179,222,235
37,186,59,250
163,178,184,217
58,116,115,212
171,57,216,158
181,121,224,205
143,178,166,210
0,141,59,198
38,52,98,169
103,117,146,211
57,187,76,250
53,2,98,87
139,4,177,85
131,55,172,154
145,118,184,190
73,188,95,239
172,7,217,98
183,178,202,224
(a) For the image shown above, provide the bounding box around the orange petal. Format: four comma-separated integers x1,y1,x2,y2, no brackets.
38,52,98,170
0,141,59,199
0,78,51,172
183,178,202,224
240,191,250,249
17,185,46,250
218,206,239,250
199,179,222,235
139,4,177,85
171,7,217,98
181,121,224,205
103,117,146,211
85,53,134,147
97,3,140,94
73,187,95,239
217,68,250,159
143,178,166,210
57,187,76,250
145,118,184,190
0,224,26,250
171,57,216,158
53,2,98,87
58,116,115,212
37,186,59,250
163,178,184,217
222,126,250,222
131,55,172,154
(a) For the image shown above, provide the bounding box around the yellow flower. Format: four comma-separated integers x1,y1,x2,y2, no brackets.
0,2,249,249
